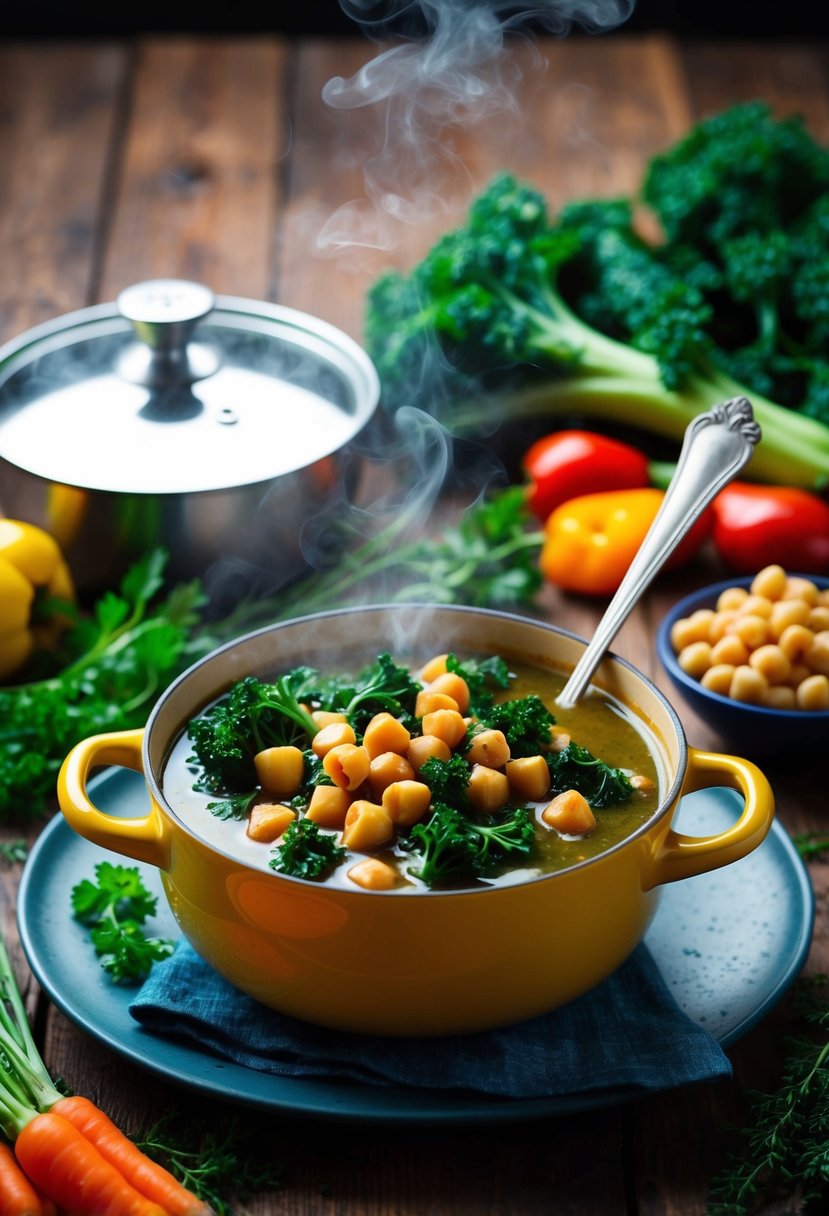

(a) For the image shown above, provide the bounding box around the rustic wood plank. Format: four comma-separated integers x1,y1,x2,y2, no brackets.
0,42,127,340
97,37,285,302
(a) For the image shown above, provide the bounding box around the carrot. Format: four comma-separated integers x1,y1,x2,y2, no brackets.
50,1099,211,1216
0,1140,43,1215
13,1112,168,1216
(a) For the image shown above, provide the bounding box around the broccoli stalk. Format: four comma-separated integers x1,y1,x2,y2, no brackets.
366,108,829,490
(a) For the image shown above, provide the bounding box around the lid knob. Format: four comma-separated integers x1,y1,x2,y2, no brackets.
116,279,222,387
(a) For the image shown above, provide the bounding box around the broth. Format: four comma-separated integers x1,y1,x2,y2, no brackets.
162,654,661,891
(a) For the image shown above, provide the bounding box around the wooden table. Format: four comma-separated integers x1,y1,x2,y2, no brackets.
1,29,827,1214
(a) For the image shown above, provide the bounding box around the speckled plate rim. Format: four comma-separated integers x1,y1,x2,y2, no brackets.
18,769,814,1125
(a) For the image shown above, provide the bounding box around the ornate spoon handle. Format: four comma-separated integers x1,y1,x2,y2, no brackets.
556,397,761,709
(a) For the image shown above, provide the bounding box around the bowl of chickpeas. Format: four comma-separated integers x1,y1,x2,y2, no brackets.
656,565,829,757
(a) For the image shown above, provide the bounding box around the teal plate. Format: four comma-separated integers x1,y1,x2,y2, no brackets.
18,769,814,1124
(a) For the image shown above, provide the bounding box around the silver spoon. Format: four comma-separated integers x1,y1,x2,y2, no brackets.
555,396,761,709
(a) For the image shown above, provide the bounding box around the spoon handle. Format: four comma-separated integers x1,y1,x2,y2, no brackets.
556,397,761,709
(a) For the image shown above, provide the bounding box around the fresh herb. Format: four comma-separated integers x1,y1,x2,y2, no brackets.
187,671,319,796
707,975,829,1215
794,833,829,860
0,840,27,865
136,1111,284,1215
0,550,207,823
402,801,535,888
474,693,556,758
548,742,633,809
268,818,346,881
70,862,175,984
365,106,829,489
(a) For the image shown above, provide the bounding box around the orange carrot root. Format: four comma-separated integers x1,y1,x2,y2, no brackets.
51,1098,212,1216
14,1112,168,1216
0,1140,44,1216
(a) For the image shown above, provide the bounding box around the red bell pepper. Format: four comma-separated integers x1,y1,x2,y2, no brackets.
711,483,829,573
522,430,650,521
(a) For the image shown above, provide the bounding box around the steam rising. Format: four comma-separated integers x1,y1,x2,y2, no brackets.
318,0,635,251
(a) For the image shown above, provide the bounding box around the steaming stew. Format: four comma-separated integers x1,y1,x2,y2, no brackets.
163,651,661,891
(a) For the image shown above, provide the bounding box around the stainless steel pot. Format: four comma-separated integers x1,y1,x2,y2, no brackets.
0,280,379,602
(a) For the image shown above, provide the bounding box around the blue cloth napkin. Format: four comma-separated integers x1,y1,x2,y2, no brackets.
129,941,731,1100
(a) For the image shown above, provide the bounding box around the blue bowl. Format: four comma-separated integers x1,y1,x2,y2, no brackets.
656,575,829,761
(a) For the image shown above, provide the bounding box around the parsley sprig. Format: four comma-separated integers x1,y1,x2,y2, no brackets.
71,862,174,984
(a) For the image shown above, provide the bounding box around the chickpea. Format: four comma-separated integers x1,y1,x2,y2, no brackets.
549,727,571,752
750,564,787,600
465,728,511,769
710,635,749,667
677,641,713,679
729,665,768,705
541,790,596,836
708,610,738,643
778,623,814,662
670,611,714,651
769,599,811,639
421,708,467,749
312,721,357,758
804,631,829,677
254,746,305,798
426,671,470,714
368,751,416,798
415,690,459,717
382,780,432,826
323,743,371,791
717,585,750,611
417,653,449,682
796,673,829,711
306,785,352,829
808,606,829,633
341,800,394,851
739,594,773,619
506,755,551,801
247,804,296,843
748,644,791,685
467,765,510,814
763,685,797,710
407,734,451,773
363,713,411,759
700,664,736,696
784,576,819,605
347,857,400,890
731,614,769,650
311,709,349,730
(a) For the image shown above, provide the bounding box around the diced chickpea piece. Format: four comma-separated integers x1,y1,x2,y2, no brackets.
417,653,449,682
717,585,750,611
407,734,451,773
778,623,814,662
347,857,400,891
306,784,352,828
808,606,829,633
341,800,395,851
750,565,787,601
763,685,798,710
415,689,459,717
749,644,791,685
465,728,511,769
541,789,596,836
677,641,713,679
363,712,411,759
784,576,819,605
729,665,768,704
629,773,655,796
710,634,749,667
312,721,357,758
549,726,571,753
421,708,467,750
796,673,829,711
323,743,371,791
247,804,297,843
769,598,811,639
804,631,829,676
426,672,470,714
700,664,736,695
670,609,715,651
506,755,550,801
708,610,738,643
254,746,305,798
739,594,773,619
368,751,416,798
382,779,432,826
311,709,349,730
731,614,769,650
818,589,829,608
467,764,510,814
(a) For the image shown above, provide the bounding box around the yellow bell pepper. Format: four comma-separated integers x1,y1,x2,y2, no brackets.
0,519,75,680
539,487,712,597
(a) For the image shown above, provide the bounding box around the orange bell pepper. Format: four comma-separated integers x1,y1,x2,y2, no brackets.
540,487,711,597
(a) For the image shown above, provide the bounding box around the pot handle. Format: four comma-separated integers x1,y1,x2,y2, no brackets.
643,747,774,889
57,729,170,870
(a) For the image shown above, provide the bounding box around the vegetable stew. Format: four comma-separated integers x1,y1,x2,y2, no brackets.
162,652,661,891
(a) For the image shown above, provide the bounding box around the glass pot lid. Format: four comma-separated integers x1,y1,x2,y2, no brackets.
0,280,379,495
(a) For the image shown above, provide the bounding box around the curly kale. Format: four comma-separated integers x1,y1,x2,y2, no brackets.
474,693,556,758
365,105,829,489
307,652,422,735
401,801,535,889
444,653,510,717
187,671,319,796
419,754,472,808
268,818,346,881
548,742,633,809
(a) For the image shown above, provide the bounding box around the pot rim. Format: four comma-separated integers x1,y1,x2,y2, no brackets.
144,602,689,894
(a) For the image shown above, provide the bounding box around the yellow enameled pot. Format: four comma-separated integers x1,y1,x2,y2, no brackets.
57,605,775,1037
